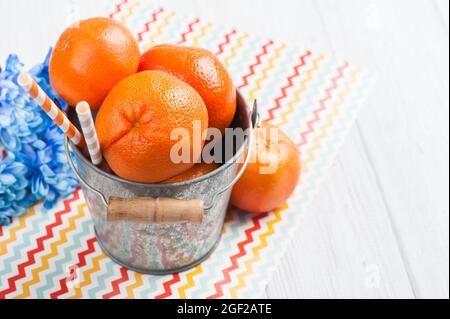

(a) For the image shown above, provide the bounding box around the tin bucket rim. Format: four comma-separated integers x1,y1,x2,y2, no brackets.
66,90,252,189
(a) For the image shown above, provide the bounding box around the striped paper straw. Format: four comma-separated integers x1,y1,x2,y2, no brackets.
18,73,85,147
76,102,103,165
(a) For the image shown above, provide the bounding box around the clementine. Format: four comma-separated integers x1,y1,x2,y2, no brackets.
162,163,220,183
95,70,208,183
49,17,140,110
231,122,301,213
138,44,236,133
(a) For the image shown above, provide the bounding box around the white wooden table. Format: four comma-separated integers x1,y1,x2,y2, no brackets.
1,0,448,299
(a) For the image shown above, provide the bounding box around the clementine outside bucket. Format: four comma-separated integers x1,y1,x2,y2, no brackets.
65,92,258,275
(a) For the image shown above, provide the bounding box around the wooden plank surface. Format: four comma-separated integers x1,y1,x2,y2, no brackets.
0,0,448,299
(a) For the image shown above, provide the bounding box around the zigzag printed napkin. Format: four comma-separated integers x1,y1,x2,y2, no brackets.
0,0,373,299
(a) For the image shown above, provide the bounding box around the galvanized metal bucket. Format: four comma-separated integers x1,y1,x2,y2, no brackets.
65,92,258,275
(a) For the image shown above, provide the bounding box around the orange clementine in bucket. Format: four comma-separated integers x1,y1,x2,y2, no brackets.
139,44,236,133
231,122,301,213
95,70,208,183
162,163,220,183
49,17,140,110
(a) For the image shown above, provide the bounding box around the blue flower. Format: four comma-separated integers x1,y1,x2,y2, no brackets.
0,154,36,225
0,49,79,225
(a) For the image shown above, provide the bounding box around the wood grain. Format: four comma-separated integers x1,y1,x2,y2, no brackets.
0,0,447,299
108,197,204,224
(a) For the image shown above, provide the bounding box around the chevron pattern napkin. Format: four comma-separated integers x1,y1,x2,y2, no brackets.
0,0,373,299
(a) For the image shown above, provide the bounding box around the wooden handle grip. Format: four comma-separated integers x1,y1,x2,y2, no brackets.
107,197,204,224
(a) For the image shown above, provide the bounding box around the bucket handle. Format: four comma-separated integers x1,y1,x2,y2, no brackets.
65,141,206,224
65,100,259,222
107,197,204,224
